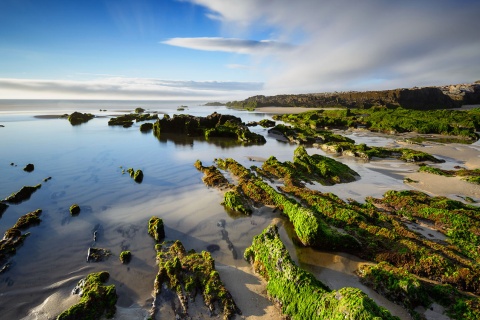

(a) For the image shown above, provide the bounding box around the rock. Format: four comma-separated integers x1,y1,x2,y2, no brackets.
23,163,34,172
69,204,80,215
57,271,117,320
148,216,165,242
4,184,41,204
86,247,111,262
119,250,132,264
13,209,42,229
139,122,153,132
67,112,95,126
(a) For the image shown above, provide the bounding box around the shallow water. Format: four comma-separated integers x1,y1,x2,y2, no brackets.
0,101,459,319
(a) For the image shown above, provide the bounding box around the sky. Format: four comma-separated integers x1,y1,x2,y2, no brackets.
0,0,479,101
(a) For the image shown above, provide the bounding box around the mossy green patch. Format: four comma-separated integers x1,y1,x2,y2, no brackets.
69,204,80,215
119,250,132,264
245,225,399,320
56,271,117,320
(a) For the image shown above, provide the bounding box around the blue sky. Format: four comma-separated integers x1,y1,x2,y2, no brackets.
0,0,479,100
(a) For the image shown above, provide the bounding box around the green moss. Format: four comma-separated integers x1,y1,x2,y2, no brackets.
108,113,158,127
223,187,252,215
56,271,117,320
119,251,132,264
194,160,232,189
153,240,240,319
126,168,143,183
418,165,452,176
245,225,398,320
148,216,165,242
69,204,80,215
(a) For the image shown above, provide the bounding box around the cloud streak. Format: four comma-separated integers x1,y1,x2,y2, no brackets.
184,0,480,93
0,77,263,100
162,37,294,55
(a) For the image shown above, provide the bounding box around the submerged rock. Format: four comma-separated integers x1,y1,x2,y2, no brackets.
56,271,117,320
244,225,398,320
86,247,112,262
4,184,41,204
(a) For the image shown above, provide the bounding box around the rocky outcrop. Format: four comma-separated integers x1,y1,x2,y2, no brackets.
67,112,95,126
227,83,480,110
4,184,41,204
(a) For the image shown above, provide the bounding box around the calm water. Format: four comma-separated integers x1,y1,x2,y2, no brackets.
0,100,426,319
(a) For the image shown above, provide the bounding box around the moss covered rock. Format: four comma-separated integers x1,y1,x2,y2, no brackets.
127,168,143,183
69,204,80,215
23,163,34,172
67,112,95,126
244,225,398,320
119,250,132,264
148,216,165,242
13,209,42,229
152,240,240,319
56,271,117,320
194,160,232,189
4,184,41,204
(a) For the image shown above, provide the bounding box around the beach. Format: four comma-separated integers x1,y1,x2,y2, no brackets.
0,102,479,319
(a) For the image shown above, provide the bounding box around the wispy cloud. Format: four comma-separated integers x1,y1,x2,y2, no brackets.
184,0,480,93
0,77,263,100
162,37,294,55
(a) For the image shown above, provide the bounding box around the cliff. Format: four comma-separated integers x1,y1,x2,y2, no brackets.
227,82,480,110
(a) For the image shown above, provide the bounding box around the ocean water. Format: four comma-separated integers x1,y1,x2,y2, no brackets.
0,100,416,319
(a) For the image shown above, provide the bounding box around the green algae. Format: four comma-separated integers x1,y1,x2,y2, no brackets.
56,271,117,320
244,225,399,320
418,165,480,184
153,240,240,319
13,209,42,229
148,216,165,242
222,187,252,215
4,184,41,204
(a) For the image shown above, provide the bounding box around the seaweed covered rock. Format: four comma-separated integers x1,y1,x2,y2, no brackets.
86,247,111,262
67,112,95,126
152,240,240,320
0,209,42,272
13,209,42,229
108,113,158,127
223,187,252,215
56,271,117,320
244,225,398,320
69,204,80,215
194,160,232,189
139,122,153,132
258,119,276,128
4,184,41,204
153,112,266,145
119,250,131,264
127,168,143,183
148,216,165,242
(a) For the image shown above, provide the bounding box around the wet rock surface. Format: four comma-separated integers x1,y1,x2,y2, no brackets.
4,184,42,204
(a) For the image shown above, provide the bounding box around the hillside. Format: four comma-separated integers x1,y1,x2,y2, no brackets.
227,82,480,110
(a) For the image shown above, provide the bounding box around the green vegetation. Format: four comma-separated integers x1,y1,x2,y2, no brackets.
56,271,117,320
4,184,41,204
244,225,398,320
258,119,275,128
359,262,480,319
274,107,480,142
66,112,95,126
225,99,257,111
13,209,42,229
119,250,132,264
223,187,252,215
69,204,80,215
135,107,145,113
194,160,232,189
418,165,480,184
153,240,240,319
148,216,165,242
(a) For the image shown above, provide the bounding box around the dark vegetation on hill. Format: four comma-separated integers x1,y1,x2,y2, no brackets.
227,83,480,110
